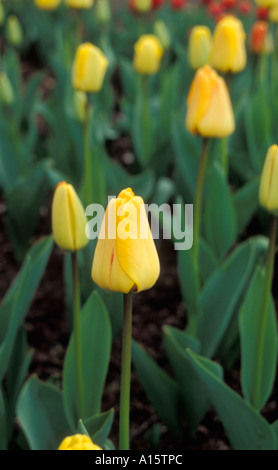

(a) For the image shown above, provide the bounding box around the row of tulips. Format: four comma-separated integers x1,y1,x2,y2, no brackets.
1,0,278,451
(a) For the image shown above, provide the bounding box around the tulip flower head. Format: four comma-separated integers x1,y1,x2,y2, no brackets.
65,0,94,8
52,181,88,252
188,25,212,69
210,15,247,73
92,188,160,293
238,0,252,14
58,434,102,450
133,0,152,12
254,0,276,6
33,0,62,10
249,21,270,54
72,42,108,93
269,4,278,21
185,65,235,138
6,15,23,47
259,145,278,215
133,35,163,75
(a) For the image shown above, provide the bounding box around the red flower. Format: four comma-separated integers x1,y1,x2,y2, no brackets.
256,6,269,20
201,0,213,4
170,0,186,10
249,21,268,53
221,0,237,9
207,1,225,17
152,0,165,8
237,0,252,14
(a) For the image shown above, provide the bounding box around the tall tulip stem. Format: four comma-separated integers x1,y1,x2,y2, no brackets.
253,215,277,409
72,251,84,420
193,137,209,270
119,292,133,450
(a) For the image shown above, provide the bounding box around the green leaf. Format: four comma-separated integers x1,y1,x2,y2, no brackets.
185,348,276,450
16,376,71,450
0,387,7,450
204,161,237,259
177,245,200,321
197,236,268,358
239,267,278,411
82,409,114,447
0,236,53,382
162,326,222,434
63,291,112,430
131,340,182,437
233,178,260,236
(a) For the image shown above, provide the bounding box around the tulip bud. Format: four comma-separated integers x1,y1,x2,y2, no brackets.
185,64,235,138
133,0,152,12
153,19,171,51
207,1,225,18
95,0,111,24
237,0,252,14
72,42,108,93
58,434,102,450
259,145,278,215
256,6,269,19
0,72,14,106
33,0,62,10
152,0,165,9
92,188,160,293
170,0,187,9
269,5,278,21
188,25,212,70
133,35,163,75
65,0,94,8
6,15,23,47
210,15,247,73
73,90,88,122
52,181,89,252
221,0,237,8
254,0,275,6
249,21,269,54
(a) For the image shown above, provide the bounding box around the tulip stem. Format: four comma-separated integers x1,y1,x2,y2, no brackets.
72,251,84,420
253,215,277,410
119,292,133,450
193,137,209,270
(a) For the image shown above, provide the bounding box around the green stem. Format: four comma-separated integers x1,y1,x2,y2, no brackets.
193,137,209,269
72,251,84,419
119,292,133,450
253,215,277,409
83,96,93,206
220,137,228,177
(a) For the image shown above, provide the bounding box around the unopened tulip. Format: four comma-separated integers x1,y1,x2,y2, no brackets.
269,4,278,21
221,0,237,8
188,26,212,69
154,19,171,50
152,0,165,9
254,0,275,6
72,42,108,93
0,72,14,105
133,0,152,12
58,434,102,450
185,64,235,138
133,35,163,75
210,15,246,73
95,0,111,23
259,145,278,214
249,21,269,53
92,188,160,293
6,15,23,47
170,0,187,9
33,0,62,10
52,181,88,252
238,0,252,14
65,0,94,8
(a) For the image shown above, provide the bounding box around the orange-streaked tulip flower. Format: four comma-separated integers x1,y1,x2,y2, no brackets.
92,188,160,293
65,0,94,8
185,65,235,138
259,145,278,214
133,34,163,75
249,21,269,53
188,25,212,70
210,15,246,73
58,434,102,450
72,42,108,93
33,0,62,9
52,181,88,252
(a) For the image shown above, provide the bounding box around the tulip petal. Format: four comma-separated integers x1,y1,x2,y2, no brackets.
67,184,89,250
52,183,75,251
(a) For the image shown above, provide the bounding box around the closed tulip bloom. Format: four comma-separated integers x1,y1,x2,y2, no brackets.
133,35,163,75
72,42,108,93
259,145,278,214
65,0,94,8
249,21,269,53
58,434,102,450
269,5,278,21
6,15,23,47
134,0,152,12
210,15,247,73
34,0,62,10
185,65,235,138
52,181,88,252
92,188,160,293
254,0,275,6
188,26,212,70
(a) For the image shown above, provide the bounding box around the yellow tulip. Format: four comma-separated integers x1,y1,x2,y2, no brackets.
6,15,23,47
210,15,247,73
185,65,235,138
269,5,278,22
254,0,276,6
133,35,163,75
134,0,152,12
188,26,212,70
72,42,108,93
52,181,88,252
58,434,102,450
33,0,61,10
65,0,94,8
92,188,160,293
259,145,278,214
